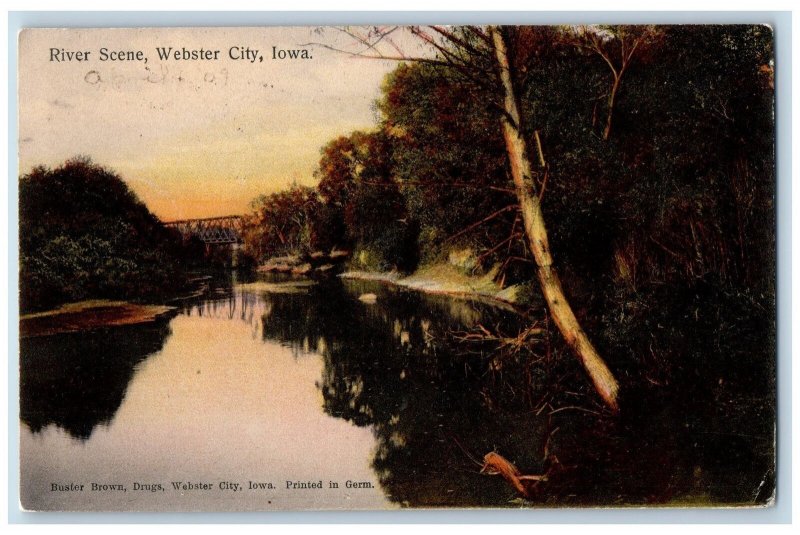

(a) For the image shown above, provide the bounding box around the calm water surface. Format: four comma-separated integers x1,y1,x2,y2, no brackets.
20,275,775,510
20,276,525,511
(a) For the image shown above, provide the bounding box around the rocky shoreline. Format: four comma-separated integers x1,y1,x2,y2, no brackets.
257,249,350,276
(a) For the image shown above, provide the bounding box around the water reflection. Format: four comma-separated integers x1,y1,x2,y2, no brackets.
20,282,390,511
20,321,173,440
219,276,774,507
20,274,775,509
172,277,538,506
243,278,545,506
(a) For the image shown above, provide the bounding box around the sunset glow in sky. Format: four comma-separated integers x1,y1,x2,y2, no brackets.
19,27,427,220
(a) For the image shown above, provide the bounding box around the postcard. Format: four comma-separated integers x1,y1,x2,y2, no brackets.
17,24,776,512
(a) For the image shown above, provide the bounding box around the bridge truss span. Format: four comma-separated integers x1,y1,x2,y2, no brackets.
163,215,245,245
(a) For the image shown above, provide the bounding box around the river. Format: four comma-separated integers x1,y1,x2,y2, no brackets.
19,274,775,510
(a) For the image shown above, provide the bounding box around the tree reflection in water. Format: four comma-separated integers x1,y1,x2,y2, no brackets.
254,277,774,507
257,278,551,506
20,321,173,440
20,274,775,507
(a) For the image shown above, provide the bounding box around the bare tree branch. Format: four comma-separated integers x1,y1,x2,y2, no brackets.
297,40,455,67
445,204,519,243
430,25,488,58
362,179,513,194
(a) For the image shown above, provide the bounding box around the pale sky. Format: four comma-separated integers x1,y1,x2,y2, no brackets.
18,27,428,220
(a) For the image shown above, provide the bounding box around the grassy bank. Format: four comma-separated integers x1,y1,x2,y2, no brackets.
340,263,526,310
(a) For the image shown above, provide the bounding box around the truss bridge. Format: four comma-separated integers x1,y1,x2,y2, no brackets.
163,215,245,245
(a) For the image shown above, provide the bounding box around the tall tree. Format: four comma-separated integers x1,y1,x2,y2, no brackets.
489,26,619,410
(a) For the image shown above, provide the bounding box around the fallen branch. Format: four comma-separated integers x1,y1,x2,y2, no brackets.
452,322,544,354
480,452,547,499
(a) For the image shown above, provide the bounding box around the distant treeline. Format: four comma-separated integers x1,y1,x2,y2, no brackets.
19,157,202,312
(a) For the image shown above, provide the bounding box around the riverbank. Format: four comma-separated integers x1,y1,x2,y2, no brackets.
20,300,176,338
340,263,525,311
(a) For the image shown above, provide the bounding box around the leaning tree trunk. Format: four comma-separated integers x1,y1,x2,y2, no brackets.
489,26,620,411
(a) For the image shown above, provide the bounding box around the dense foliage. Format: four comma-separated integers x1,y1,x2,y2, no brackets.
244,25,775,418
19,158,195,312
314,131,417,271
241,185,321,261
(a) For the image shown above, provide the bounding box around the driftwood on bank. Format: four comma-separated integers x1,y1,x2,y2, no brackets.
480,452,547,499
